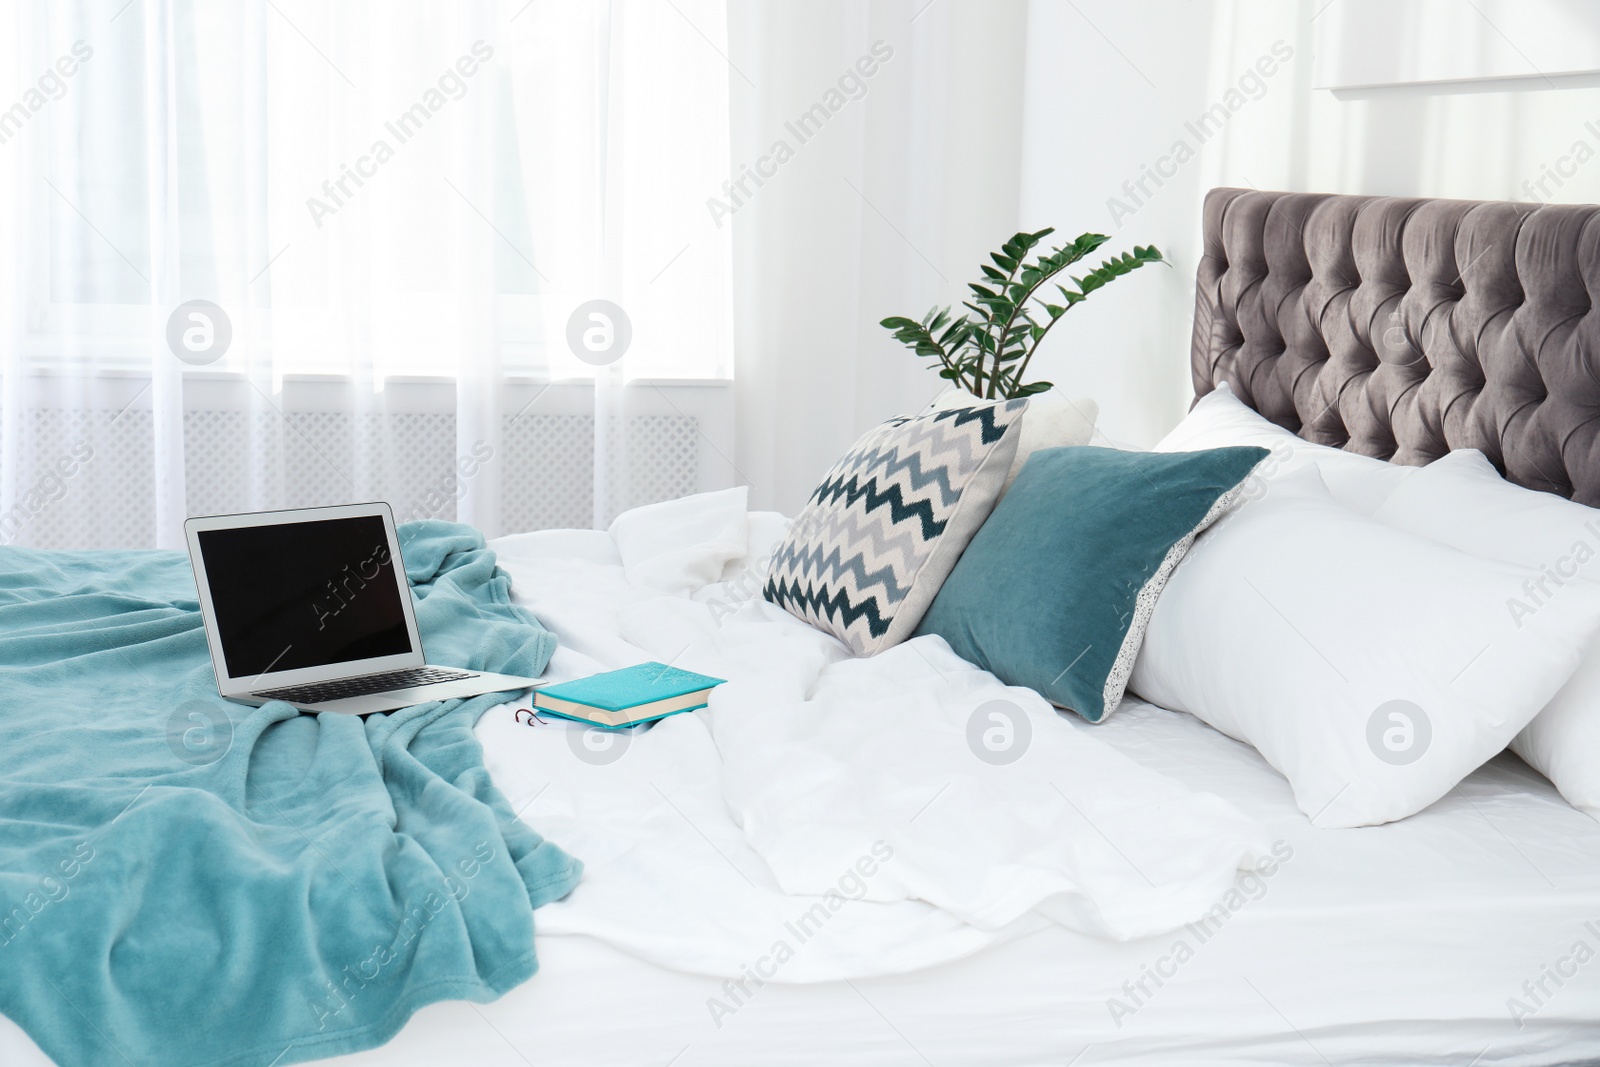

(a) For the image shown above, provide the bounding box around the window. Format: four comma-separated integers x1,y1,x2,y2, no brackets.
9,0,732,383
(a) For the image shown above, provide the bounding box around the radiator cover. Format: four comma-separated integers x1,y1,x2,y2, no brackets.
2,408,700,548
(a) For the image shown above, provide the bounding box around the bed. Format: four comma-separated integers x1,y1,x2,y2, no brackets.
6,187,1600,1066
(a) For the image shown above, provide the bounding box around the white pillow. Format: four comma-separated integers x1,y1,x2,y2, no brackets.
926,388,1097,490
1128,466,1600,828
608,486,749,596
1154,382,1414,515
1371,449,1600,818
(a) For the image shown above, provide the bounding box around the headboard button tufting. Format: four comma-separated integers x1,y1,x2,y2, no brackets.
1194,188,1600,502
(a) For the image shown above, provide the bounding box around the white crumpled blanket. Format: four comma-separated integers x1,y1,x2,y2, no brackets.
479,488,1270,981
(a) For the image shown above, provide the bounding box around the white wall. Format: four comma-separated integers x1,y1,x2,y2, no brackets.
726,0,1600,512
1021,0,1600,448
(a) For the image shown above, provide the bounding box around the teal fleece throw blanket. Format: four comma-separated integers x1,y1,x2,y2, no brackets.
0,522,582,1067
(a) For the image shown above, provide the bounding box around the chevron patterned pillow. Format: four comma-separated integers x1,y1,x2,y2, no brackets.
763,398,1028,655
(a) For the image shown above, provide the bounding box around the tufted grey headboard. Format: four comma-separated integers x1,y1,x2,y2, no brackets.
1191,187,1600,505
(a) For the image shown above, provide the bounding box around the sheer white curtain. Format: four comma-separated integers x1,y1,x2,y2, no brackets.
726,0,1030,513
0,0,732,549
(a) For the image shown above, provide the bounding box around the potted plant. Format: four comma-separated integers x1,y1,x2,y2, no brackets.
880,229,1163,399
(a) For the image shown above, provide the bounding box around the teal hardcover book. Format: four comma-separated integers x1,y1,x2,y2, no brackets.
533,662,726,729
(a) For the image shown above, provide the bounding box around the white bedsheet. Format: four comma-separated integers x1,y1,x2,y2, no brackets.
343,716,1600,1066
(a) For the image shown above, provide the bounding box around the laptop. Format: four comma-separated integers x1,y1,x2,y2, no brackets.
184,502,539,715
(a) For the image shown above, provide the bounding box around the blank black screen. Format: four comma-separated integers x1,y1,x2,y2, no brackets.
198,516,412,678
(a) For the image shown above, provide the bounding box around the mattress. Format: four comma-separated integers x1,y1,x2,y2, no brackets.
7,498,1600,1065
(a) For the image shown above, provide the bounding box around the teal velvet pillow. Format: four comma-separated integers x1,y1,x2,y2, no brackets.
915,444,1268,722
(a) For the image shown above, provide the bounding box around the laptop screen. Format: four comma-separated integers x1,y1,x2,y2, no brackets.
196,515,414,679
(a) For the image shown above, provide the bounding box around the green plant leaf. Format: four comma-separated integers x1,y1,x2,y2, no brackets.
881,232,1161,405
1074,233,1112,255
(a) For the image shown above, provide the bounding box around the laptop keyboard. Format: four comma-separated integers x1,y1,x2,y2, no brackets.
253,667,478,705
